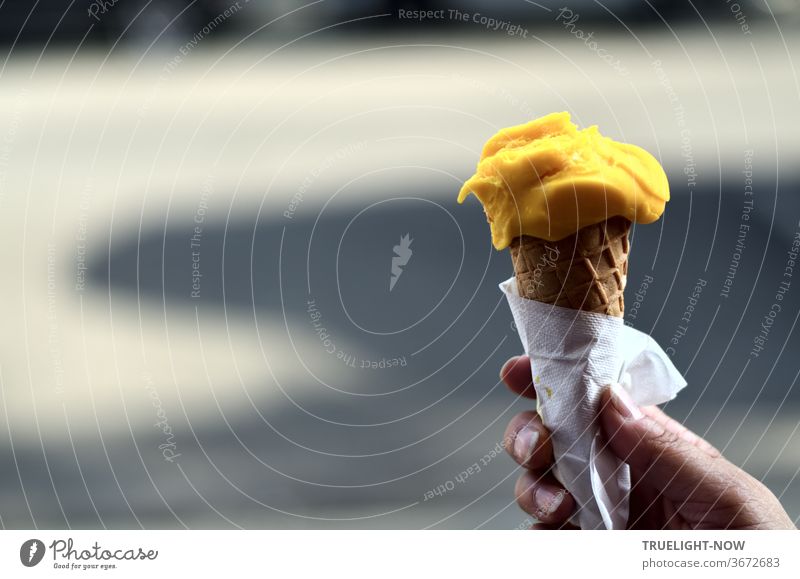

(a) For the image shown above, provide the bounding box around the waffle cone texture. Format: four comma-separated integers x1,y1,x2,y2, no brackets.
509,217,631,317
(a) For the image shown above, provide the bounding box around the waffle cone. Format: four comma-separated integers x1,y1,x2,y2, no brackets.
509,217,631,317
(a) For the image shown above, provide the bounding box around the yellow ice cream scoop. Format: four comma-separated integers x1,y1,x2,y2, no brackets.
457,111,670,249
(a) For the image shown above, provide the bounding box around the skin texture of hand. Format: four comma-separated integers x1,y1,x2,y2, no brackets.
501,355,797,530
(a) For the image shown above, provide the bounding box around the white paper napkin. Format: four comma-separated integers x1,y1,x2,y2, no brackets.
500,278,687,529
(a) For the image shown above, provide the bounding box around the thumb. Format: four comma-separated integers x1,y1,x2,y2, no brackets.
599,383,728,501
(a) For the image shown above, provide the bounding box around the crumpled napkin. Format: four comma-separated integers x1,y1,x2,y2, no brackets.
500,278,687,529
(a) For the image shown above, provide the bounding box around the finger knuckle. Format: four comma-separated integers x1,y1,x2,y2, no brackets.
650,423,681,450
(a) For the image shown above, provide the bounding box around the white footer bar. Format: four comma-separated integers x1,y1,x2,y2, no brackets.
2,530,799,577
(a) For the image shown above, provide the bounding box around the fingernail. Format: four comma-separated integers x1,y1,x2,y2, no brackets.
499,358,515,379
609,382,643,420
513,425,539,464
534,486,565,519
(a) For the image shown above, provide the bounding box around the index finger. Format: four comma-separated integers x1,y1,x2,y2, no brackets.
501,356,536,399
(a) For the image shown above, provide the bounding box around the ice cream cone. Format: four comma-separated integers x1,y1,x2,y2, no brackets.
458,113,673,529
508,216,630,317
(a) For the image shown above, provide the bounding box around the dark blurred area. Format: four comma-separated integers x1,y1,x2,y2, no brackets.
1,0,796,49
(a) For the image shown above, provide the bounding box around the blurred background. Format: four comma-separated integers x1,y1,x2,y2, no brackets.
1,0,799,529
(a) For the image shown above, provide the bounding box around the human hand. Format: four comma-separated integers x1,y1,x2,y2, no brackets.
501,355,796,530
